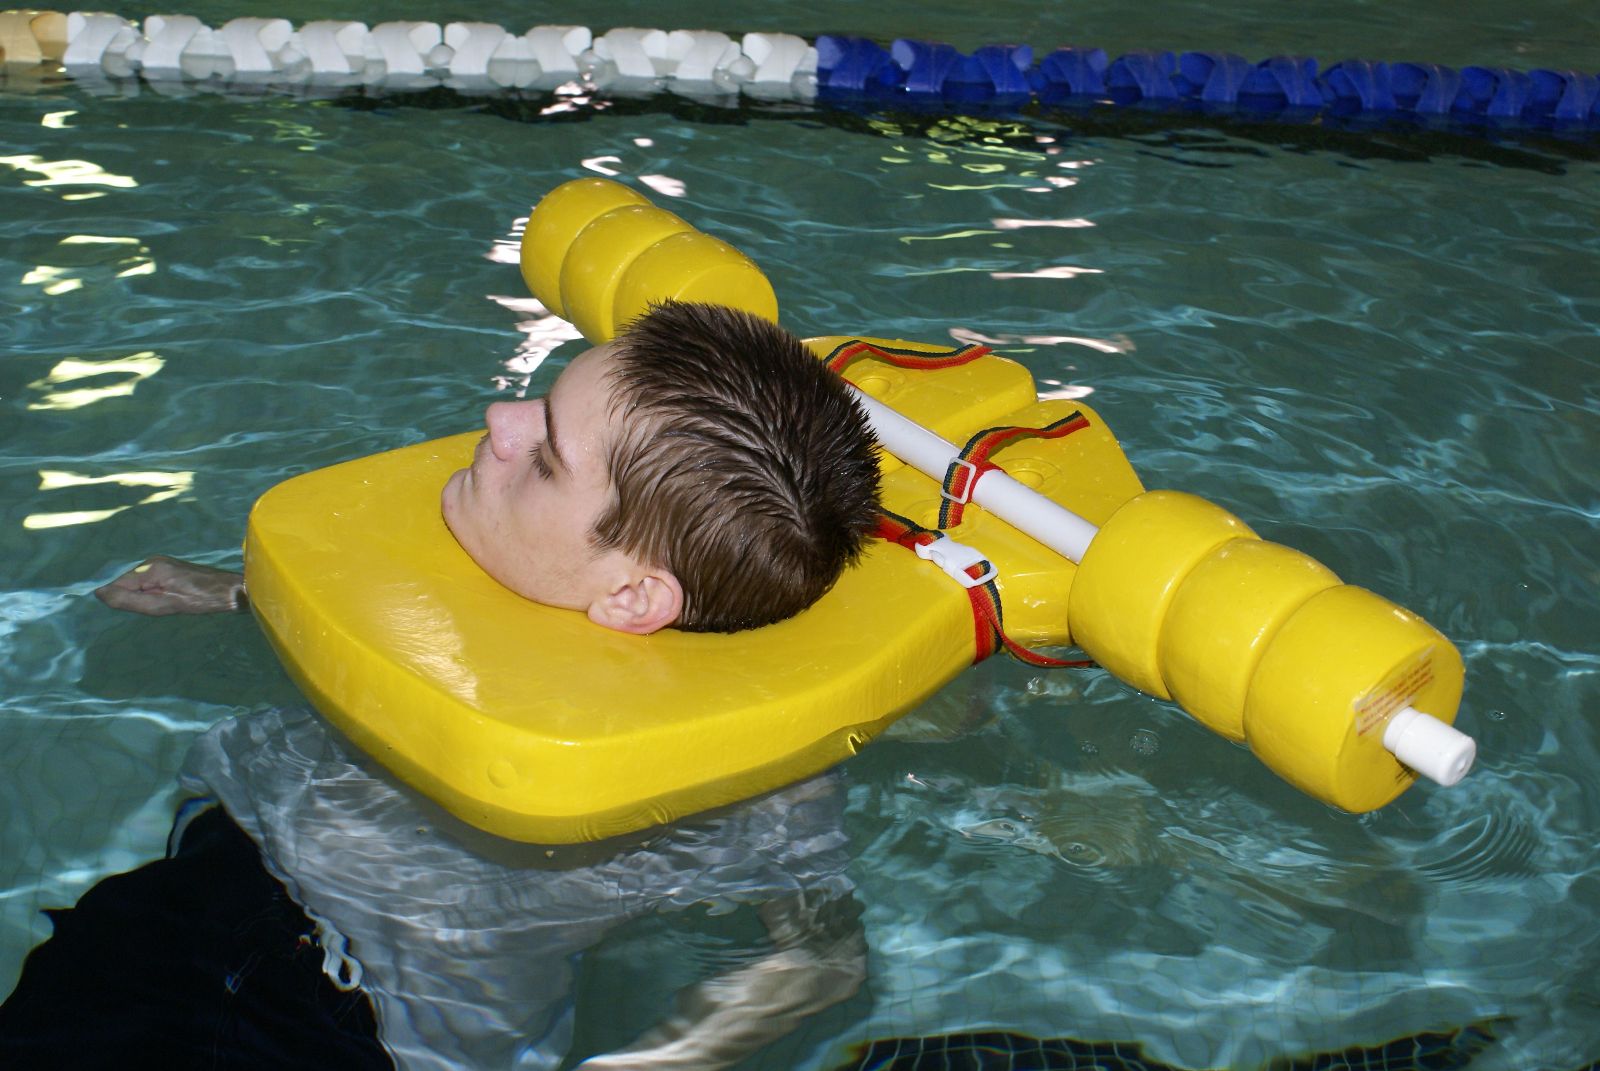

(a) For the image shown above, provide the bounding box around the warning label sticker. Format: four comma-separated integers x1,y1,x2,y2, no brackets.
1354,647,1436,737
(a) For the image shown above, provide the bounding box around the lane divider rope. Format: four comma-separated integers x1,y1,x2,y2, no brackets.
0,11,818,94
2,10,1595,130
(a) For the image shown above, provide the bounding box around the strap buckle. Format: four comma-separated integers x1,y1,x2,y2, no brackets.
940,457,980,504
914,535,998,589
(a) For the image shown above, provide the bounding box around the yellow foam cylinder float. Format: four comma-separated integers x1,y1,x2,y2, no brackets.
1069,490,1466,812
1247,585,1465,811
519,177,648,318
1163,537,1340,740
521,176,778,340
563,205,695,342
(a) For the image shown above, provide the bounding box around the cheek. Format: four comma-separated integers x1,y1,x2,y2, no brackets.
443,469,508,557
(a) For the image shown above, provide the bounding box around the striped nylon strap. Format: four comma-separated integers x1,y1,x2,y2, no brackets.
936,411,1094,529
822,338,1091,523
829,337,1093,667
822,337,993,374
874,510,1091,669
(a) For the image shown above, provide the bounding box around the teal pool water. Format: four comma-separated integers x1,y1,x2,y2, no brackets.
3,4,1599,1069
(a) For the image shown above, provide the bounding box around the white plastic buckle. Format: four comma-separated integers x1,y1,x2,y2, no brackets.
914,535,998,589
939,457,979,504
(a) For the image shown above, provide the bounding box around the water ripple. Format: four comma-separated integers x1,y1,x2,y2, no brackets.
1412,813,1547,887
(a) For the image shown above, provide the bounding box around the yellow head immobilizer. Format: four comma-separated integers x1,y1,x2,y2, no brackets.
244,177,1473,844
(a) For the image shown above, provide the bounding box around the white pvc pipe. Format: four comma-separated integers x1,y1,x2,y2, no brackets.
853,385,1477,788
850,387,1100,562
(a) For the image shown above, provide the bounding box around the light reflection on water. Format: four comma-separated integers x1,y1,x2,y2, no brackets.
2,66,1598,1071
26,350,165,410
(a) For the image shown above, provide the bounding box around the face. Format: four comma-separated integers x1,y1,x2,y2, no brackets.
441,343,631,613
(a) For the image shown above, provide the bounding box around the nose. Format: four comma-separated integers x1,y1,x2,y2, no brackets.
485,399,546,462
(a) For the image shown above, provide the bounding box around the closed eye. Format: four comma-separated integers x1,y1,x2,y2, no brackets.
529,445,554,479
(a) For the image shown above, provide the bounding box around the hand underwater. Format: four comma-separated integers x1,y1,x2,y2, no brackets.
574,893,866,1071
94,556,247,616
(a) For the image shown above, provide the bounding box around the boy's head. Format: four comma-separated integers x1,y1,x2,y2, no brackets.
441,302,881,634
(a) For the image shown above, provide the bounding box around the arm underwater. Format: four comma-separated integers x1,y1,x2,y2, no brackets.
245,178,1474,845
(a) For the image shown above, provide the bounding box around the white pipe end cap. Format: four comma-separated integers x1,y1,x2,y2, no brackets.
1383,705,1477,787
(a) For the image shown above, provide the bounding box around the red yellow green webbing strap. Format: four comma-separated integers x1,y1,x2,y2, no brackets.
822,338,992,375
936,411,1093,528
873,510,1091,669
830,337,1092,668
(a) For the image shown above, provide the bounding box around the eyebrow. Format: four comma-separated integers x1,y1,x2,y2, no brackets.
543,384,570,474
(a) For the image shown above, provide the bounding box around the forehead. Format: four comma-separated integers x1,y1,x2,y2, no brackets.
547,343,623,461
551,343,621,410
550,342,617,395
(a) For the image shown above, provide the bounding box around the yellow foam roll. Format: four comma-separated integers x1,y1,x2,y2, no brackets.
520,178,649,315
560,205,694,342
524,176,778,340
612,230,778,331
1243,584,1466,812
1067,490,1257,698
1159,539,1341,741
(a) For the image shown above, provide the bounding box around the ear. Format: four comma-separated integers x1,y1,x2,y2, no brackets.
586,568,684,635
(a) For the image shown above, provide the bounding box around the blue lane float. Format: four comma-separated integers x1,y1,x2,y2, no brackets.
816,34,1600,129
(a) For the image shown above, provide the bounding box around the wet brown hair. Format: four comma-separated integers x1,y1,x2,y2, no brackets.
592,301,881,632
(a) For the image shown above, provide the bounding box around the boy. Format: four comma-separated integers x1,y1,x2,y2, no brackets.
6,303,881,1069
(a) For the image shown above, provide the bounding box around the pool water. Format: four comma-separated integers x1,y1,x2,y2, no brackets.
3,3,1599,1069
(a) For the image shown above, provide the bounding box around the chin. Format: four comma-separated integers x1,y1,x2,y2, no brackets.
440,471,469,541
